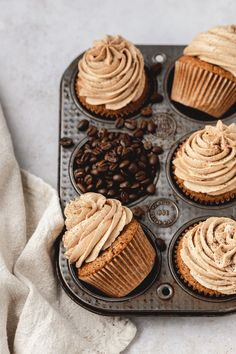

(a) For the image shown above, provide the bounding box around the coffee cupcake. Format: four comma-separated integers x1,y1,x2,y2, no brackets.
171,25,236,118
175,217,236,296
173,120,236,204
75,35,149,119
63,193,156,297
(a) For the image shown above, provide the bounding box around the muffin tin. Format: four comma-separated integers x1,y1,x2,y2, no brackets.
57,45,236,315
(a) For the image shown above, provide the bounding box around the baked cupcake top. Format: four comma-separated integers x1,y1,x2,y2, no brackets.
173,120,236,196
184,25,236,76
181,217,236,295
77,35,146,110
63,193,133,268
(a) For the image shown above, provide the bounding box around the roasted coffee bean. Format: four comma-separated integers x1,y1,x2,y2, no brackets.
87,125,98,137
130,182,140,189
128,162,138,174
101,142,112,151
77,119,89,131
134,129,144,138
84,174,93,185
115,117,125,129
139,120,148,131
155,238,167,252
124,120,137,130
120,181,130,189
86,184,94,191
98,128,108,138
152,145,163,154
91,169,99,176
147,121,157,133
132,206,145,219
76,182,87,193
149,154,159,166
120,191,129,204
150,62,162,75
141,106,153,117
107,189,116,197
98,188,107,195
143,141,153,151
119,160,130,169
146,183,156,194
96,179,103,189
150,92,163,104
59,137,74,148
109,163,118,171
135,171,146,182
113,174,125,183
74,168,84,178
138,161,147,169
140,178,151,186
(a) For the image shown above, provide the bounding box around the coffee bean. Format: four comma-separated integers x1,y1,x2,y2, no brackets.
84,174,93,185
152,145,163,154
98,188,107,195
146,183,156,194
120,191,129,204
59,137,74,148
141,106,153,117
96,179,103,189
115,117,125,129
124,120,137,130
120,181,130,189
77,119,89,131
132,206,145,219
139,120,148,131
143,141,153,152
98,128,108,138
147,121,157,133
107,189,116,197
76,182,87,193
155,238,166,252
135,171,146,181
128,163,138,174
150,92,163,104
150,63,162,75
87,125,98,137
134,129,144,138
130,182,140,189
113,174,125,183
149,154,159,166
74,168,84,178
87,184,94,191
119,160,130,169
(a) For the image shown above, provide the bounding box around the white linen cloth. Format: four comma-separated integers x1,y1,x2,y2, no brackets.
0,105,136,354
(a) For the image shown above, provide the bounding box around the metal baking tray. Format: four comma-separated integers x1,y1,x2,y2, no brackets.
57,45,236,316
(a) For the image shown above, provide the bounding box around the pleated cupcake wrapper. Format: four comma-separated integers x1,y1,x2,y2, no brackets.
173,225,226,299
79,225,156,298
172,144,236,206
75,73,151,120
171,59,236,118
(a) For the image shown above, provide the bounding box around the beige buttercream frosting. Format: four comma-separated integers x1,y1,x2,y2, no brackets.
181,217,236,295
184,25,236,76
63,193,133,268
77,35,146,110
173,120,236,196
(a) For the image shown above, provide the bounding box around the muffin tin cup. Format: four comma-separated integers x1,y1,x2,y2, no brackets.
58,45,236,316
168,216,236,303
68,130,160,208
166,133,236,210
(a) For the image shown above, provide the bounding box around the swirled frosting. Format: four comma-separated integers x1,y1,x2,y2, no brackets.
184,25,236,77
181,217,236,294
173,121,236,196
77,35,146,110
63,193,133,268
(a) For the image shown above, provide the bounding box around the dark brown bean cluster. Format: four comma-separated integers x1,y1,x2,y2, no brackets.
115,117,157,136
73,129,161,204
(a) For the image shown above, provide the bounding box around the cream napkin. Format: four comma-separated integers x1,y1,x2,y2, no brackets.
0,104,136,354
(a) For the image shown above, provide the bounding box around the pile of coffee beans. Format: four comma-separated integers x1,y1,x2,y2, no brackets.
73,129,161,204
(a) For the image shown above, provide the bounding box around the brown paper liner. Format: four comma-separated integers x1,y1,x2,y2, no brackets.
78,220,156,297
172,143,236,205
171,56,236,118
75,72,151,120
174,224,223,297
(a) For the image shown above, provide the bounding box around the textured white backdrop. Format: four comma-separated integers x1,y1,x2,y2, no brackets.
1,1,236,353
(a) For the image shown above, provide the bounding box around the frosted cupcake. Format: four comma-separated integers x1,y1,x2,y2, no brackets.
173,121,236,204
75,35,149,119
63,193,156,297
176,217,236,296
171,25,236,118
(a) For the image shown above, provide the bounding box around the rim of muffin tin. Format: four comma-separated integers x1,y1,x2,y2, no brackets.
59,223,162,302
166,132,236,210
68,131,160,208
168,216,236,303
70,58,157,124
164,58,236,124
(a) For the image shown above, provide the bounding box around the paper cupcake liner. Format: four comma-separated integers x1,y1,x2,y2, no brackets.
75,72,151,120
171,56,236,118
173,224,225,298
172,144,236,206
78,224,156,297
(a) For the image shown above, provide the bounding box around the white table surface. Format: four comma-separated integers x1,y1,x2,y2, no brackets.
1,1,236,353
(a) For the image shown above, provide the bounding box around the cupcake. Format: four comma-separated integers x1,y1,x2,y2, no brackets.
171,25,236,118
175,216,236,296
63,192,156,297
173,120,236,204
75,35,149,119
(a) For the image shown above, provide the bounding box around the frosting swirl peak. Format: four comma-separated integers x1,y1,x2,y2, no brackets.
77,35,146,110
181,217,236,294
173,121,236,196
184,25,236,76
63,193,133,268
